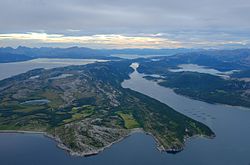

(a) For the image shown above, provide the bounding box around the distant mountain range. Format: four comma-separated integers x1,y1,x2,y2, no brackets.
0,46,197,63
0,52,33,63
0,46,111,62
136,48,250,71
174,49,250,71
0,46,250,65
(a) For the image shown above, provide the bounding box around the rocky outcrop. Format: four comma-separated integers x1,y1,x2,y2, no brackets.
53,119,130,156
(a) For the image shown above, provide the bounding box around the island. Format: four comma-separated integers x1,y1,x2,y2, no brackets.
137,52,250,108
0,60,214,156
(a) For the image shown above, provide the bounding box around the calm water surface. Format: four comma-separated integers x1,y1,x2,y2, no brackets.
0,58,107,80
169,64,238,78
0,62,250,165
122,63,250,165
111,54,169,59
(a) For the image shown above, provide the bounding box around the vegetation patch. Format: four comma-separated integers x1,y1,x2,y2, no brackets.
117,111,140,129
63,105,95,124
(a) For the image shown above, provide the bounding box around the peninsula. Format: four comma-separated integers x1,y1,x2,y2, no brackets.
0,60,214,156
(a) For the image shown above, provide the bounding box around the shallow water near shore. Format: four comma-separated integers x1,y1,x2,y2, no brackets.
0,62,250,165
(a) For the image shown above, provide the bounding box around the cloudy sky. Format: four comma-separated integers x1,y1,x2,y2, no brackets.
0,0,250,49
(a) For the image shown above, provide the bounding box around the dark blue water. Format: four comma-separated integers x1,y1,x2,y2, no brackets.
0,132,173,165
1,63,250,165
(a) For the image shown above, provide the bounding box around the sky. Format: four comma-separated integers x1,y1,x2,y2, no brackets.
0,0,250,49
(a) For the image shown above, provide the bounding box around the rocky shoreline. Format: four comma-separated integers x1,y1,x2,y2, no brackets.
0,129,145,157
143,131,215,154
50,128,145,157
0,128,215,157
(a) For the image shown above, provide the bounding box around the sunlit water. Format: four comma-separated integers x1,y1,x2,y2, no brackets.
0,58,107,80
169,64,238,78
111,54,169,59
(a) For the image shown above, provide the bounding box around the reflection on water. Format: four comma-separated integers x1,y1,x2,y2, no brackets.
0,58,107,80
169,64,238,78
111,54,167,59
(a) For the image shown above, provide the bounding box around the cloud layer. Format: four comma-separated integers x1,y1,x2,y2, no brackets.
0,0,249,48
0,33,182,48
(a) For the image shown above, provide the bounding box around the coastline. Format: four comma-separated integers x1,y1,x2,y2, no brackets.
52,128,145,157
143,131,215,154
0,128,145,157
0,128,214,157
0,130,45,134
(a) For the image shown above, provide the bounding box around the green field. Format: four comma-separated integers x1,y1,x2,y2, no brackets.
117,111,140,129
